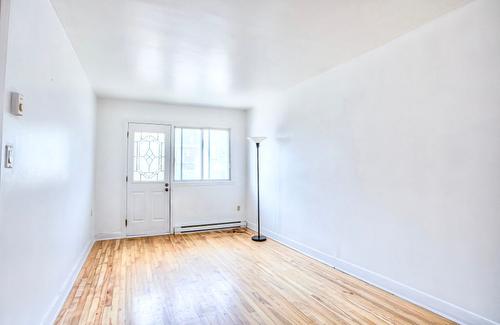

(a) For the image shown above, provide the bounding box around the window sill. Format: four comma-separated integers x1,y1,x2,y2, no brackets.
173,180,234,187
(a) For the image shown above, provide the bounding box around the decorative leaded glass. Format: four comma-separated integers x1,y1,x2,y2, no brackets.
133,132,166,182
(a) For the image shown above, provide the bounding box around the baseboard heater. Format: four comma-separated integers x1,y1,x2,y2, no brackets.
174,221,247,234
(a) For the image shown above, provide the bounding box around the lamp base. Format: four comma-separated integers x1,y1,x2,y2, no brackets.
252,235,267,242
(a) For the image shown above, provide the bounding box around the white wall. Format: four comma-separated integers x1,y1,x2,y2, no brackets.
247,1,500,324
95,98,246,238
0,0,9,183
0,0,96,324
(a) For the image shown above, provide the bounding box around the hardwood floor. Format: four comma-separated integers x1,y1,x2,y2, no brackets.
56,229,454,324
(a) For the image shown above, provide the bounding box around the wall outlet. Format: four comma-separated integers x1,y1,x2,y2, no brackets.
10,92,24,116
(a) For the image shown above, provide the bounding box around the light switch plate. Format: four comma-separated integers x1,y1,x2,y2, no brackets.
5,145,13,168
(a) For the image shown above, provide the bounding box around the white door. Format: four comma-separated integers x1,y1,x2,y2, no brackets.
126,123,171,236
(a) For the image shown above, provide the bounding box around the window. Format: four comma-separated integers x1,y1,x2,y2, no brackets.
174,127,230,181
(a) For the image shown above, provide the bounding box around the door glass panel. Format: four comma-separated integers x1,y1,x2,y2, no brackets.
133,132,166,182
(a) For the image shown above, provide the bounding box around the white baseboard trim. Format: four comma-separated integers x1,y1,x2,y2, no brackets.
95,231,124,240
41,238,95,325
247,222,498,325
96,231,177,240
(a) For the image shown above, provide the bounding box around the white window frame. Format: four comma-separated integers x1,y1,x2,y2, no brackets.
173,126,231,182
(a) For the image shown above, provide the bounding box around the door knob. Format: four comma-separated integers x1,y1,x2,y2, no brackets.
165,188,169,192
165,183,169,187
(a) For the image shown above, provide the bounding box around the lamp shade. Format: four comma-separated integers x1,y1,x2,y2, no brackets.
248,136,267,144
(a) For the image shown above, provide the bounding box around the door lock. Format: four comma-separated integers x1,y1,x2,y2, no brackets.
165,183,169,192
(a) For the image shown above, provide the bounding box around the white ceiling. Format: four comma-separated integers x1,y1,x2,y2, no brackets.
51,0,468,108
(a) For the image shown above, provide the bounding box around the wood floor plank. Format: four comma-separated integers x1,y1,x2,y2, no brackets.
55,229,454,324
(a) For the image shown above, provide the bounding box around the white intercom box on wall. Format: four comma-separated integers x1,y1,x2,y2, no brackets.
10,92,24,116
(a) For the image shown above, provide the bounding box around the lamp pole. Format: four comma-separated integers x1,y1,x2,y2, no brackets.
252,141,266,242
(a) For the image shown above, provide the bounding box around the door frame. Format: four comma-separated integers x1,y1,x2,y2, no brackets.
124,121,174,236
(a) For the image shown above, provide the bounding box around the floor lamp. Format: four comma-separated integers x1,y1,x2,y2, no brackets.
249,136,267,242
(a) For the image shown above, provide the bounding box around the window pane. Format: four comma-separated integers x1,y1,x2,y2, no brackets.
181,128,202,180
174,128,182,180
133,132,165,182
174,127,230,181
203,129,209,179
208,129,230,180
